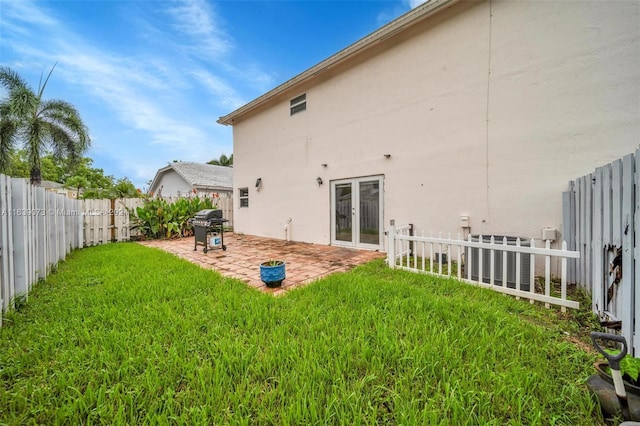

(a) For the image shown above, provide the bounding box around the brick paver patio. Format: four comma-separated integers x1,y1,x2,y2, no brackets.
139,234,385,294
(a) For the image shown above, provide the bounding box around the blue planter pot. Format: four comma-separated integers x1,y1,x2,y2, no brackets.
260,261,286,287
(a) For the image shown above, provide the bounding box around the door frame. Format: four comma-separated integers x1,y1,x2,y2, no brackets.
330,175,384,250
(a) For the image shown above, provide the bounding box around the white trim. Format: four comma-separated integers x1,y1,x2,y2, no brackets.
331,176,384,250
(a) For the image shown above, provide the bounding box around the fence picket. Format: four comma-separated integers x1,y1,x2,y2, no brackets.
515,237,522,296
502,236,507,289
530,239,536,303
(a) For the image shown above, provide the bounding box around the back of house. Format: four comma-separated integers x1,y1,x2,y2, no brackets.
218,0,639,253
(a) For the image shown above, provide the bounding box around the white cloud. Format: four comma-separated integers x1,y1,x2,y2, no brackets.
0,0,58,29
190,68,245,110
163,0,232,59
0,0,264,187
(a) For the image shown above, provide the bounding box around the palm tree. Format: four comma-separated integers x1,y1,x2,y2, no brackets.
0,65,90,185
207,153,233,167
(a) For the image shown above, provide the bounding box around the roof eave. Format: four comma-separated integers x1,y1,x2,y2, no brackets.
216,0,460,126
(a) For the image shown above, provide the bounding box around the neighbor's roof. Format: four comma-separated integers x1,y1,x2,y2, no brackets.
217,0,459,126
149,162,233,191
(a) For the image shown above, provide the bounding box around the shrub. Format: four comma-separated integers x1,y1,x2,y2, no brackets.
130,196,217,240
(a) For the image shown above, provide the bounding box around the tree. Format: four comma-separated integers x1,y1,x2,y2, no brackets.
207,153,233,167
112,177,139,198
0,65,90,185
5,149,66,182
65,175,89,197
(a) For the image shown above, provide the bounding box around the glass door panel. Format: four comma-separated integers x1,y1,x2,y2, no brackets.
334,182,353,243
358,180,380,245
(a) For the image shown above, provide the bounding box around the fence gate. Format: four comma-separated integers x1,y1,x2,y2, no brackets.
563,147,639,356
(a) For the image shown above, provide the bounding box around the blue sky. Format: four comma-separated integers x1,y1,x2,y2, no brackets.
1,0,423,189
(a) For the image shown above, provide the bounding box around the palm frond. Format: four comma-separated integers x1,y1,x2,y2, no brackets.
8,86,38,119
39,99,91,152
37,62,58,100
0,66,30,93
0,119,18,172
1,65,90,181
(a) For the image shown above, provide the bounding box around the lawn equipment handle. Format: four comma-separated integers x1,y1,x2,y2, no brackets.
591,332,628,370
591,331,628,402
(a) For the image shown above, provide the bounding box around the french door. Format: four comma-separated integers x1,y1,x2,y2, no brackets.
331,176,383,250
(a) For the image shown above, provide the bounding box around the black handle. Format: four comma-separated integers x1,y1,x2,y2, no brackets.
591,332,628,370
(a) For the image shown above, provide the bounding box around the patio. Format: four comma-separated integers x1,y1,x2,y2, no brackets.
139,233,385,294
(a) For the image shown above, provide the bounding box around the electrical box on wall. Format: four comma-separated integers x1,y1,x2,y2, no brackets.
460,215,470,228
541,227,557,242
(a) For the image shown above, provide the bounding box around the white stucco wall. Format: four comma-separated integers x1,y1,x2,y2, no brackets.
151,170,191,197
231,0,640,250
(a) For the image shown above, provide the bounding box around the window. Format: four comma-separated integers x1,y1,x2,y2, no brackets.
239,187,249,207
290,93,306,115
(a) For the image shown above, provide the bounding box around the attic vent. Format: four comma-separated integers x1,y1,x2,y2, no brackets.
290,93,306,115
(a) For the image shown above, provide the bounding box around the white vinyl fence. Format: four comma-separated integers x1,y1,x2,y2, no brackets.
0,175,83,324
563,147,639,356
387,221,580,311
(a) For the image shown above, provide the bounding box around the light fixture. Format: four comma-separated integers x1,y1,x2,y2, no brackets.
255,178,262,190
316,177,323,186
384,154,391,159
321,163,327,168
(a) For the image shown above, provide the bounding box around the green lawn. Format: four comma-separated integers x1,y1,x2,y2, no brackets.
0,243,603,425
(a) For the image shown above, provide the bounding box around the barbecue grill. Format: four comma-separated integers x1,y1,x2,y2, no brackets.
190,209,228,253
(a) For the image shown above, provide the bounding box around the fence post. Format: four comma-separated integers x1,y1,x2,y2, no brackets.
388,220,395,269
545,239,551,309
467,234,472,281
561,241,568,313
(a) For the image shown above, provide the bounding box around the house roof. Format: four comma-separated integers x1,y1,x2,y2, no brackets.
217,0,459,126
40,180,65,189
149,162,233,193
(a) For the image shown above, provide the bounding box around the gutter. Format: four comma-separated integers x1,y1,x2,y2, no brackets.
217,0,460,126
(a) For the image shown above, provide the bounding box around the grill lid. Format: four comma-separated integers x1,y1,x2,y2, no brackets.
194,209,222,221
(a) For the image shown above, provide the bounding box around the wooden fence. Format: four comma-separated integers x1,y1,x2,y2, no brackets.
82,194,234,246
160,193,233,228
387,221,580,311
563,147,639,356
0,175,235,323
0,175,83,325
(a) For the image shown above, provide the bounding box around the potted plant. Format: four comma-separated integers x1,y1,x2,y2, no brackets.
259,260,286,288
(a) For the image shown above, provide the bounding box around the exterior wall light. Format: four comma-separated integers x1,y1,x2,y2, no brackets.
316,177,323,186
384,154,391,159
255,178,262,190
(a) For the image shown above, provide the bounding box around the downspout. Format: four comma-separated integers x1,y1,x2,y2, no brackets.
284,218,292,241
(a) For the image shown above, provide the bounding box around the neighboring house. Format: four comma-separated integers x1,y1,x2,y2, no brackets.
148,162,233,198
40,180,77,199
218,0,639,252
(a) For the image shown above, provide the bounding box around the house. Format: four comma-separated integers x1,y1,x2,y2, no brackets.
40,180,77,199
148,162,233,198
218,0,639,252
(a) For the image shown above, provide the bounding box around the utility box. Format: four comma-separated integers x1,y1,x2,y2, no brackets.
466,235,531,291
460,215,470,228
541,227,557,242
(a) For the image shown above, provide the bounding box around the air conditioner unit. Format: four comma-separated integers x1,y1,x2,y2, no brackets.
466,235,531,291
